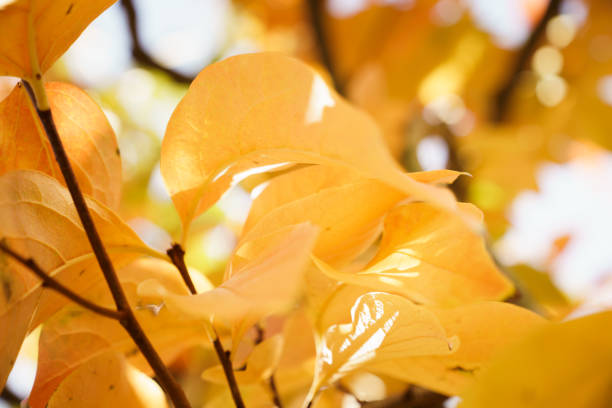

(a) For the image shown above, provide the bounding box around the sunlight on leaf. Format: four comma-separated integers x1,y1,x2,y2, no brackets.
0,82,122,208
371,301,546,396
161,53,460,239
29,257,210,408
138,223,318,329
459,311,612,408
47,351,168,408
306,292,457,404
0,170,152,389
0,0,116,78
314,203,513,306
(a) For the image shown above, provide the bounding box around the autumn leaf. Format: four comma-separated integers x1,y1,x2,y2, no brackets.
459,311,612,408
314,202,513,306
0,0,116,78
47,351,168,408
241,165,464,267
371,302,546,396
161,52,459,238
138,223,318,329
29,257,211,408
0,82,122,208
306,292,457,404
0,170,152,389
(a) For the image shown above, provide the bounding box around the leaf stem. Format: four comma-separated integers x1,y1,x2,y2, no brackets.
306,0,344,95
0,241,123,320
167,244,246,408
22,80,192,408
492,0,562,122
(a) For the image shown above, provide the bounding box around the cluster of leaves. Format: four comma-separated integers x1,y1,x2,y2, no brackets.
1,1,612,407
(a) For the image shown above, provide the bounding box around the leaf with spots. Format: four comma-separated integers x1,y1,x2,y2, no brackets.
29,258,212,408
0,82,122,208
47,351,168,408
0,170,151,390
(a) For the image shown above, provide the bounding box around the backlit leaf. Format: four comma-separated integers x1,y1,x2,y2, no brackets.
0,170,149,389
0,82,122,208
307,292,457,401
138,223,318,328
29,258,211,408
459,311,612,408
371,302,546,396
47,351,168,408
161,53,458,237
0,0,116,78
314,203,513,306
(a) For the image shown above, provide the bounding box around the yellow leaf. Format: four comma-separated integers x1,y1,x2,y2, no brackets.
314,203,513,306
0,82,122,208
371,302,546,396
161,53,458,238
202,335,284,385
0,0,116,78
459,311,612,408
0,170,151,389
29,258,210,408
307,292,457,402
138,223,318,327
47,351,168,408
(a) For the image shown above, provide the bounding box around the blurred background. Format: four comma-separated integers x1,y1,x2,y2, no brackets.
2,0,611,405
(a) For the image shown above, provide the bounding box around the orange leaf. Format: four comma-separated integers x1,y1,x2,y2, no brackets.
161,53,459,238
314,203,513,306
0,82,122,208
0,0,116,78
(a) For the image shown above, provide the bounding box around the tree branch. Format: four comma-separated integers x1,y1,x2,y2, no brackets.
0,242,123,320
120,0,195,84
22,80,192,408
306,0,344,95
492,0,562,122
167,244,246,408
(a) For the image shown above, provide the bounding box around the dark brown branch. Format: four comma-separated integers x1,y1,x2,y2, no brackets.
121,0,195,84
269,376,283,407
0,242,123,320
492,0,562,122
306,0,344,95
167,243,197,294
1,386,22,405
23,81,192,408
212,336,246,408
166,244,246,408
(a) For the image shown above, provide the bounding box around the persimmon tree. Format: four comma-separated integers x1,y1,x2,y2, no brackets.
1,1,611,408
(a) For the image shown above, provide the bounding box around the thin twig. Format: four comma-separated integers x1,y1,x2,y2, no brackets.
22,80,192,408
167,244,246,408
306,0,344,95
0,242,123,320
253,324,284,407
492,0,562,122
212,335,246,408
167,243,197,294
121,0,194,84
